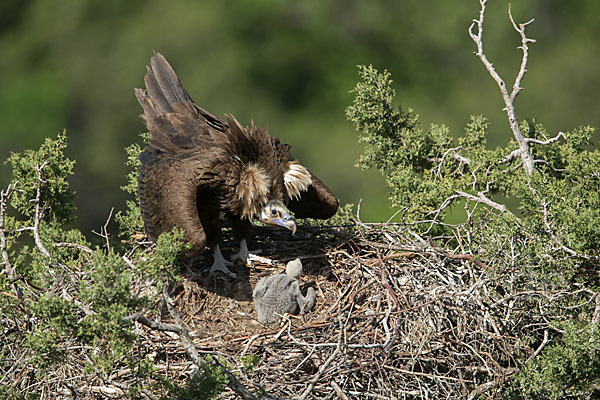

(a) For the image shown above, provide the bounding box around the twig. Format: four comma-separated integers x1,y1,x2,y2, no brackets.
526,131,566,145
296,317,345,400
0,183,23,299
455,190,518,219
330,380,349,400
92,207,114,252
53,242,94,254
33,161,51,258
525,330,550,364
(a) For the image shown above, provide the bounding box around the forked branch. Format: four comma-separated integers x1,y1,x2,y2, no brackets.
469,1,537,174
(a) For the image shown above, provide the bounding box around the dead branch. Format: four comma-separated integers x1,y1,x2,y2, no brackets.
53,242,94,254
469,0,536,175
92,207,114,252
527,131,566,145
456,190,517,219
33,161,51,258
0,182,22,299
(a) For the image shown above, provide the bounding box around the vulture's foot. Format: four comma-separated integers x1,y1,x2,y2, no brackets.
232,238,262,265
207,244,236,278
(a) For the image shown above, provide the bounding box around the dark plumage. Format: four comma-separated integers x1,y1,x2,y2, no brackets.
135,53,338,277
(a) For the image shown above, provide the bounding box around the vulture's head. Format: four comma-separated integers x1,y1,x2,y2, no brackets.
260,200,296,234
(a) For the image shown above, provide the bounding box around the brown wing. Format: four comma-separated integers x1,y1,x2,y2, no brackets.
279,143,339,219
135,53,229,250
287,172,339,219
138,150,213,251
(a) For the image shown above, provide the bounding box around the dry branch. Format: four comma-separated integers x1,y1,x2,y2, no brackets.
0,182,22,299
469,0,536,174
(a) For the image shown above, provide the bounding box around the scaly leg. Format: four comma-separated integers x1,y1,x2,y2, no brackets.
232,238,262,265
208,244,236,278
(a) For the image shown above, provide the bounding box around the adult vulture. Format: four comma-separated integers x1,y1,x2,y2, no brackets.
134,53,338,278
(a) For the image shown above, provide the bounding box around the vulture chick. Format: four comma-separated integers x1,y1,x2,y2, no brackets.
253,258,316,325
135,53,338,278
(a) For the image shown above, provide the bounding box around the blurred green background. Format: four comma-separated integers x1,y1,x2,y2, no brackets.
1,0,599,234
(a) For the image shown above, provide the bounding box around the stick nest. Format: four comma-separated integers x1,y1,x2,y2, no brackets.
7,223,593,399
128,222,589,399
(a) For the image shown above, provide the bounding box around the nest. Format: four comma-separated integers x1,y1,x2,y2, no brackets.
18,222,592,399
122,221,583,400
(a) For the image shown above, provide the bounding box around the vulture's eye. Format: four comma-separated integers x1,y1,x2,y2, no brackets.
271,209,278,217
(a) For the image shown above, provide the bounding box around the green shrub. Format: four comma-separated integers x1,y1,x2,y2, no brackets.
347,64,600,399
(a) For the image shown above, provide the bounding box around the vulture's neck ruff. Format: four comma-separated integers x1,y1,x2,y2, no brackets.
235,162,271,220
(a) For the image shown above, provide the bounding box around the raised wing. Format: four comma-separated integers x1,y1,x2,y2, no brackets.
286,172,339,219
279,144,339,219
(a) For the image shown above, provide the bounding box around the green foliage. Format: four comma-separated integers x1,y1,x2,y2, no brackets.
240,354,260,373
506,321,600,399
347,65,600,279
6,131,75,226
157,356,228,400
115,133,148,237
346,65,456,220
347,64,600,397
138,228,191,288
23,235,142,374
78,251,142,371
328,202,356,225
0,129,229,400
0,384,38,400
24,294,79,368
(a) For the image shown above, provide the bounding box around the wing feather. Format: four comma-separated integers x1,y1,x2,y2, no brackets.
278,145,339,219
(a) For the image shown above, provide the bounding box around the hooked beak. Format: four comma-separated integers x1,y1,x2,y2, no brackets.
273,213,296,235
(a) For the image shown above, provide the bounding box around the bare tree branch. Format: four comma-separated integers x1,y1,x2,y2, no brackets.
456,190,518,219
469,0,536,175
33,161,51,258
500,149,522,164
92,207,114,252
53,242,94,254
0,182,23,299
507,4,536,103
526,131,566,145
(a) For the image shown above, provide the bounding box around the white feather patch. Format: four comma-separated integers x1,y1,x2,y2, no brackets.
284,162,312,200
237,163,270,219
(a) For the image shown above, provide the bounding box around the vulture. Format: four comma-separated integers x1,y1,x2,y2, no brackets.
253,258,316,325
134,53,338,278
